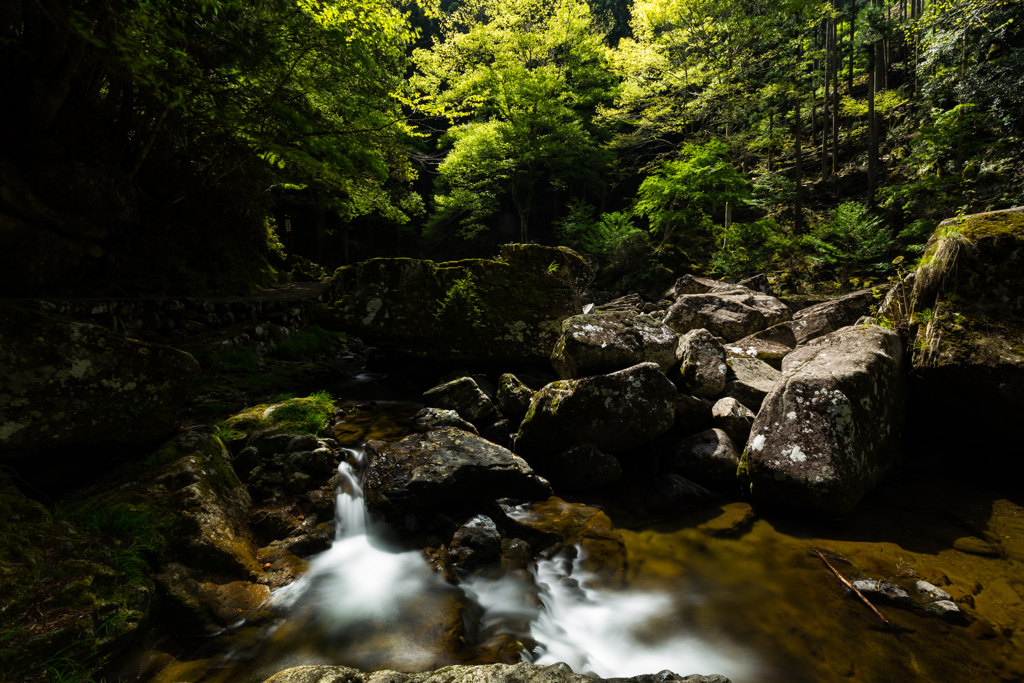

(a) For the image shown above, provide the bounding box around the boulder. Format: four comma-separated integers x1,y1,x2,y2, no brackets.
515,363,678,457
736,273,771,293
741,324,905,518
262,663,731,683
363,427,552,521
543,444,623,492
723,323,796,370
596,293,643,312
675,394,713,433
664,274,734,298
905,208,1024,465
550,311,678,379
413,408,480,436
720,357,781,411
663,289,792,342
449,514,502,568
496,374,534,424
315,244,593,363
675,328,728,398
424,377,500,427
0,303,199,459
711,398,755,446
787,289,876,345
663,428,741,486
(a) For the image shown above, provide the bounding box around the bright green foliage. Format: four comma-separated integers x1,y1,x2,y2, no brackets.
555,200,645,257
634,139,749,244
710,219,802,279
411,0,616,242
435,277,487,327
807,202,894,278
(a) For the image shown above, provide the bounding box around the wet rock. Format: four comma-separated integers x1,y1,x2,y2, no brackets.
850,580,916,607
648,474,714,514
711,398,755,446
315,244,593,363
676,329,728,398
550,311,678,379
450,515,502,568
786,289,876,345
952,536,1002,557
155,564,270,632
915,580,953,602
500,538,532,571
0,303,199,459
924,600,963,620
516,363,678,457
741,324,905,518
675,393,713,433
414,408,480,436
363,427,552,521
424,377,501,427
544,444,623,492
720,357,781,411
663,289,792,342
497,374,534,424
663,428,740,486
698,502,756,537
262,663,733,683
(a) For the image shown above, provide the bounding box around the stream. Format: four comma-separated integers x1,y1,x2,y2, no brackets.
139,373,1024,683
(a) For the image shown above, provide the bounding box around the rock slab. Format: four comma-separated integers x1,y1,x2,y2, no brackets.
263,663,731,683
551,310,677,379
742,324,905,518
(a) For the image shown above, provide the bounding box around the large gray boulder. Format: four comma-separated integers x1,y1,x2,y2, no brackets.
263,663,730,683
720,357,781,411
0,303,199,460
664,289,792,342
315,244,593,363
723,323,796,370
551,311,677,379
363,427,552,521
515,363,678,457
676,329,728,398
497,374,534,424
424,377,500,427
741,324,905,518
787,289,876,345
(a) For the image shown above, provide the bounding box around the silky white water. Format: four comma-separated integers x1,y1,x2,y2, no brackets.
271,456,762,680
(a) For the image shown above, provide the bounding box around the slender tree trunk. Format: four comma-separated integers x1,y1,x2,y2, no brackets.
314,196,326,264
822,17,831,179
867,43,878,207
832,14,840,174
848,0,856,93
768,109,774,173
795,97,803,233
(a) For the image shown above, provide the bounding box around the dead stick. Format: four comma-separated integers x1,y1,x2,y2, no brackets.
813,547,891,626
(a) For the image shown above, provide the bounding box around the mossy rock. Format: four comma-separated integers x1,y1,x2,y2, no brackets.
314,244,593,363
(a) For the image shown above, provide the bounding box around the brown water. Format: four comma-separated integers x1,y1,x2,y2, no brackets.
125,399,1024,683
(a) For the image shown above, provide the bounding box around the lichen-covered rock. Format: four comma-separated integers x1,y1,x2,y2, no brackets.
424,377,500,427
262,663,731,683
712,397,755,446
0,303,199,459
314,244,593,363
550,311,677,379
414,408,480,436
723,323,796,370
787,289,876,345
720,357,781,411
543,444,623,492
497,374,534,424
676,328,728,397
664,274,734,298
663,428,741,486
363,427,552,521
741,324,905,518
663,289,792,342
515,363,677,457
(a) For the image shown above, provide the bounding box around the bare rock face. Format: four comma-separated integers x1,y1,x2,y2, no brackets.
515,363,678,457
741,324,905,518
663,428,741,486
787,289,876,345
712,397,755,446
263,663,732,683
315,244,593,364
724,323,797,370
664,274,735,298
0,303,199,460
720,357,781,411
363,427,552,521
550,311,677,380
664,289,792,342
424,376,500,427
676,329,728,398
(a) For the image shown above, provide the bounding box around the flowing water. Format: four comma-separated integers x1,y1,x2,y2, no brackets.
136,395,1024,683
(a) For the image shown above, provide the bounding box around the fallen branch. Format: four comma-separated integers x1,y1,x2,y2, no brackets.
813,547,891,626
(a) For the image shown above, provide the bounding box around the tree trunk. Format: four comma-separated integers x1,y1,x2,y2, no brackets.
867,44,878,207
822,17,831,180
832,14,840,174
848,0,856,94
795,97,803,234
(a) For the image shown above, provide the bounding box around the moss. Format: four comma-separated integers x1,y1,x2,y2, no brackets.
218,391,335,436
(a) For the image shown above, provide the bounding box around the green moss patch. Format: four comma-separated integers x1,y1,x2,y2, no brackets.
215,391,335,441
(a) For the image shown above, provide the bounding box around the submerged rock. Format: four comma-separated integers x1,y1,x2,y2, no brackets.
515,363,677,457
363,427,552,521
664,289,792,342
0,303,199,459
741,324,905,518
550,311,677,379
315,244,593,363
262,663,732,683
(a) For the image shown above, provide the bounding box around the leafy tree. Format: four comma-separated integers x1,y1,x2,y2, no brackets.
410,0,616,242
633,139,749,245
